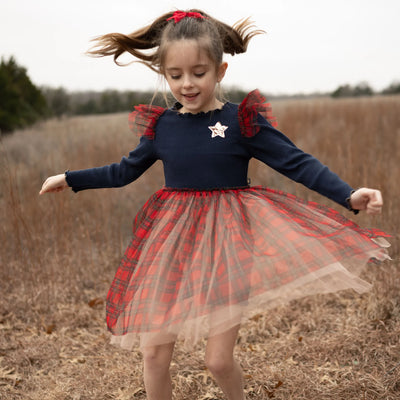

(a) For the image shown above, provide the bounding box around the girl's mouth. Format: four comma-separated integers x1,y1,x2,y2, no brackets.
183,93,199,101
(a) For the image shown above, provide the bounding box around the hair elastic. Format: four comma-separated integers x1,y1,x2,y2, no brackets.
167,11,206,24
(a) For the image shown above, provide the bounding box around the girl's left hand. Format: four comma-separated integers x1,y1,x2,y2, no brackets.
350,188,383,215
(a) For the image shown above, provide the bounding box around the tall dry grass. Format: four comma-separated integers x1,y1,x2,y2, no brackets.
1,113,164,313
0,95,399,399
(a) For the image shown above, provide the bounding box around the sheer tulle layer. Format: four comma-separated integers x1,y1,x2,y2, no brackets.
106,187,390,349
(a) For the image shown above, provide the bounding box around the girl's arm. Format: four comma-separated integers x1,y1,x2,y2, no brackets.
39,135,158,194
39,173,69,195
243,115,382,213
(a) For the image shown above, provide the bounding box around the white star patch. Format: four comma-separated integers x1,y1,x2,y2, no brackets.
208,122,228,138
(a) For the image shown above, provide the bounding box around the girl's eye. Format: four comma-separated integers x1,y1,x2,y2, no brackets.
169,72,205,80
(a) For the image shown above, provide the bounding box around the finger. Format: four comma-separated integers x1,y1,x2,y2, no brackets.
370,190,383,206
39,183,56,195
39,187,51,195
366,207,381,215
39,185,47,195
366,202,382,215
39,179,51,194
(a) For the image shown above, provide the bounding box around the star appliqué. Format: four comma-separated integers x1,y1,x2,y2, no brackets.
208,122,228,138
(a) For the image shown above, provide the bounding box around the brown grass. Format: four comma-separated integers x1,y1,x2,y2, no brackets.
0,95,399,399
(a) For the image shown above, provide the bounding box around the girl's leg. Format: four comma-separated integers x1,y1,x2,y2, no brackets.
205,325,245,400
141,341,175,400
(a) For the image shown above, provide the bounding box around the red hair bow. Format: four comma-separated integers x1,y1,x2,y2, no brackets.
167,11,206,23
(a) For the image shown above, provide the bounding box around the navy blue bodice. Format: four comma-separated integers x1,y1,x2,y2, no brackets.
65,94,354,209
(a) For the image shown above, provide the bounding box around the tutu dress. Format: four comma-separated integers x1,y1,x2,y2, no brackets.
65,90,390,349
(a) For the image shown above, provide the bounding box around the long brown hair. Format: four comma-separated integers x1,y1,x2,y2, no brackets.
87,9,264,73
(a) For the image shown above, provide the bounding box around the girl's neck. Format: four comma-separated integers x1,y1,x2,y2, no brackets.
179,99,224,115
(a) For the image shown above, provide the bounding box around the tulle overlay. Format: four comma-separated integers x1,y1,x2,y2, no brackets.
107,187,390,349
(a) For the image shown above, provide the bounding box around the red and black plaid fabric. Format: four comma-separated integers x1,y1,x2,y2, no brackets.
238,89,278,137
128,104,166,139
106,187,390,348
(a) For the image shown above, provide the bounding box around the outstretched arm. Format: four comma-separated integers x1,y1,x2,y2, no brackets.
39,173,69,195
349,188,383,215
243,114,384,212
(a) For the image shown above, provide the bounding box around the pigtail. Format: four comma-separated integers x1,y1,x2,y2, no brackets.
186,9,264,55
86,10,264,73
86,12,176,72
214,17,265,55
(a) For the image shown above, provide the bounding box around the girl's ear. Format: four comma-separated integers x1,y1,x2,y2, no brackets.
217,62,228,83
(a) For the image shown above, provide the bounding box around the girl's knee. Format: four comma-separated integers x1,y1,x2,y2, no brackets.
205,353,235,377
142,343,174,372
205,325,240,377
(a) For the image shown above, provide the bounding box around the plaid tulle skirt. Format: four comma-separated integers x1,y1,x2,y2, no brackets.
106,187,390,349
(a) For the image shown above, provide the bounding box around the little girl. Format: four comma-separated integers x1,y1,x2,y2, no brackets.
40,10,390,400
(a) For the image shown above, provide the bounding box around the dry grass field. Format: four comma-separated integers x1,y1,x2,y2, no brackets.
0,95,399,399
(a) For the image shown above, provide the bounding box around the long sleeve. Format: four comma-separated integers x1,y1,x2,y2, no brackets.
243,114,354,208
65,136,158,192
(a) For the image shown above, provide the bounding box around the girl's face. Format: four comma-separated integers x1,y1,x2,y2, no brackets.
163,39,228,114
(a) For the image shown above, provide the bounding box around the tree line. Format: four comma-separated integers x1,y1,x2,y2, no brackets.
1,56,399,134
0,57,47,133
331,81,400,98
41,87,251,118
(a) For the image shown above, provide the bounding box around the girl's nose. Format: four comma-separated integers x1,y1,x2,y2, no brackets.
183,76,194,88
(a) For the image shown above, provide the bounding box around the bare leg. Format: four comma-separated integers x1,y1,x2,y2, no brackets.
142,341,175,400
205,325,245,400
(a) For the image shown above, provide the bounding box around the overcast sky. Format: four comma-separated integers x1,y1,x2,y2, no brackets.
1,0,399,95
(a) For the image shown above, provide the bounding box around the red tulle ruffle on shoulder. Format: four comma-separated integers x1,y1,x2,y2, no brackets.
128,104,166,139
238,89,278,138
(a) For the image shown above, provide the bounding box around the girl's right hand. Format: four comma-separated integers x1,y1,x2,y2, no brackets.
349,187,383,215
39,173,69,195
